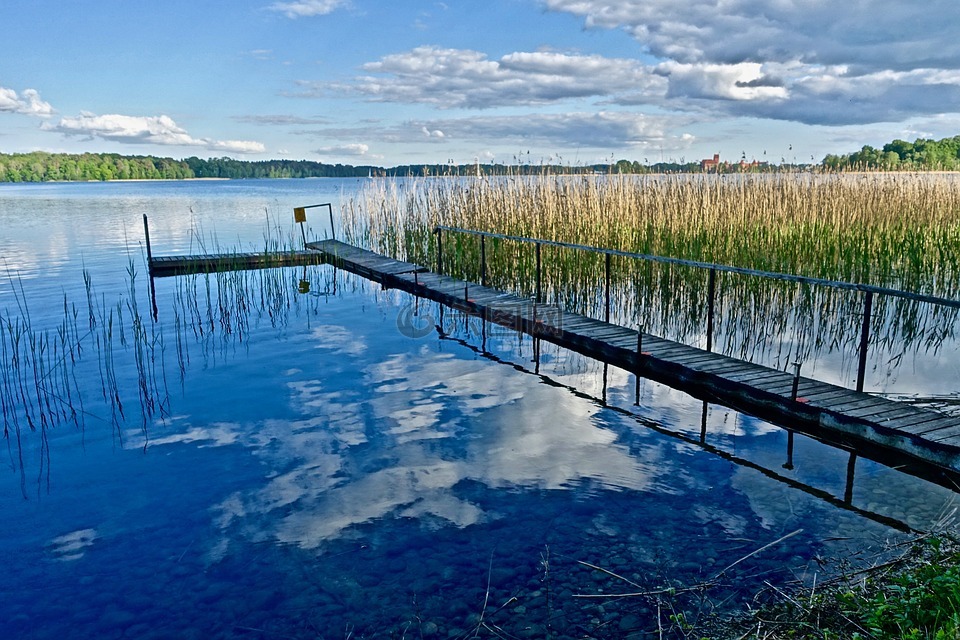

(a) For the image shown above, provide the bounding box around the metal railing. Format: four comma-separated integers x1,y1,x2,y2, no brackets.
434,225,960,393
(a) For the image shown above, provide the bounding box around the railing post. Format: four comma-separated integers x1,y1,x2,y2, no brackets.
480,235,486,286
326,203,336,242
435,227,443,275
604,253,611,323
706,268,716,352
856,291,873,392
535,242,542,304
790,361,802,401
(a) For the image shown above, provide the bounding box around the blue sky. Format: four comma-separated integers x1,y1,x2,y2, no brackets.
3,0,960,167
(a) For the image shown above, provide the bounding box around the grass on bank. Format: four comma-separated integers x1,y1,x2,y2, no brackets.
714,533,960,640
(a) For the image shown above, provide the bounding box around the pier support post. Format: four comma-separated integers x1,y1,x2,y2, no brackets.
700,401,708,443
602,363,609,405
856,291,873,392
844,452,858,504
634,329,643,405
604,253,611,323
143,214,154,269
435,227,444,275
143,214,159,321
783,431,795,470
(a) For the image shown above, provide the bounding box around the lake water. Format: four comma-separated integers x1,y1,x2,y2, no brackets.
1,179,958,639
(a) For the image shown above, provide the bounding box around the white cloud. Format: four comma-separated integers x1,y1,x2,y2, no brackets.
313,143,370,156
268,0,347,18
0,87,54,117
208,139,269,154
334,46,662,109
421,126,445,138
45,112,265,154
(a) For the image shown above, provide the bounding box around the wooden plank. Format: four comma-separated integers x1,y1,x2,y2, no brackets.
928,424,960,442
668,351,727,367
725,369,793,385
751,380,803,396
646,343,701,359
905,416,960,435
844,401,916,420
795,385,852,401
880,411,956,432
689,360,757,375
871,407,941,425
577,326,635,341
608,334,644,349
826,396,895,413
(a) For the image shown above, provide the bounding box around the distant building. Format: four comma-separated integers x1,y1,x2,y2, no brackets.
701,154,721,171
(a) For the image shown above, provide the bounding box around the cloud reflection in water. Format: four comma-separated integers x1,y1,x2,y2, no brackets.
202,325,669,553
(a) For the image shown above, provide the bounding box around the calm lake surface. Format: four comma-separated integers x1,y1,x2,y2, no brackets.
1,179,958,639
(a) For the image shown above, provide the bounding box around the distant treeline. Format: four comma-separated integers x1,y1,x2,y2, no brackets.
823,135,960,170
0,151,699,182
0,152,381,182
3,136,960,183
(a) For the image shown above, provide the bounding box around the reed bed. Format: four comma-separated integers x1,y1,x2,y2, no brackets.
341,173,960,382
0,213,343,491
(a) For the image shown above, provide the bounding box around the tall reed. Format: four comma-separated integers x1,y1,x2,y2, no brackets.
341,173,960,382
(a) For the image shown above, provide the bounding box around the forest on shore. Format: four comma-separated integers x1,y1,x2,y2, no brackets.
2,134,960,182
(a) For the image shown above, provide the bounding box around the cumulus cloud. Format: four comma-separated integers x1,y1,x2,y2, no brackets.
540,0,960,69
330,46,662,109
45,112,265,154
0,87,54,117
293,110,692,151
268,0,347,18
538,0,960,126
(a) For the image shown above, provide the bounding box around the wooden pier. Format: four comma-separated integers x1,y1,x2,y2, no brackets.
146,236,960,475
302,239,960,474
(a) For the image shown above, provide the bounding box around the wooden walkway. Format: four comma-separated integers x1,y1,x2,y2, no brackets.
149,250,324,277
148,239,960,474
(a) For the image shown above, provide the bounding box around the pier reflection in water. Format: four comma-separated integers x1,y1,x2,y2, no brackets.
2,266,958,639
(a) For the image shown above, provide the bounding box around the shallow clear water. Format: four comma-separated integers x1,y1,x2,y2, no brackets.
1,180,958,639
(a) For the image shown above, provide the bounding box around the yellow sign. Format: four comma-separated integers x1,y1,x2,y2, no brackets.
293,207,306,223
